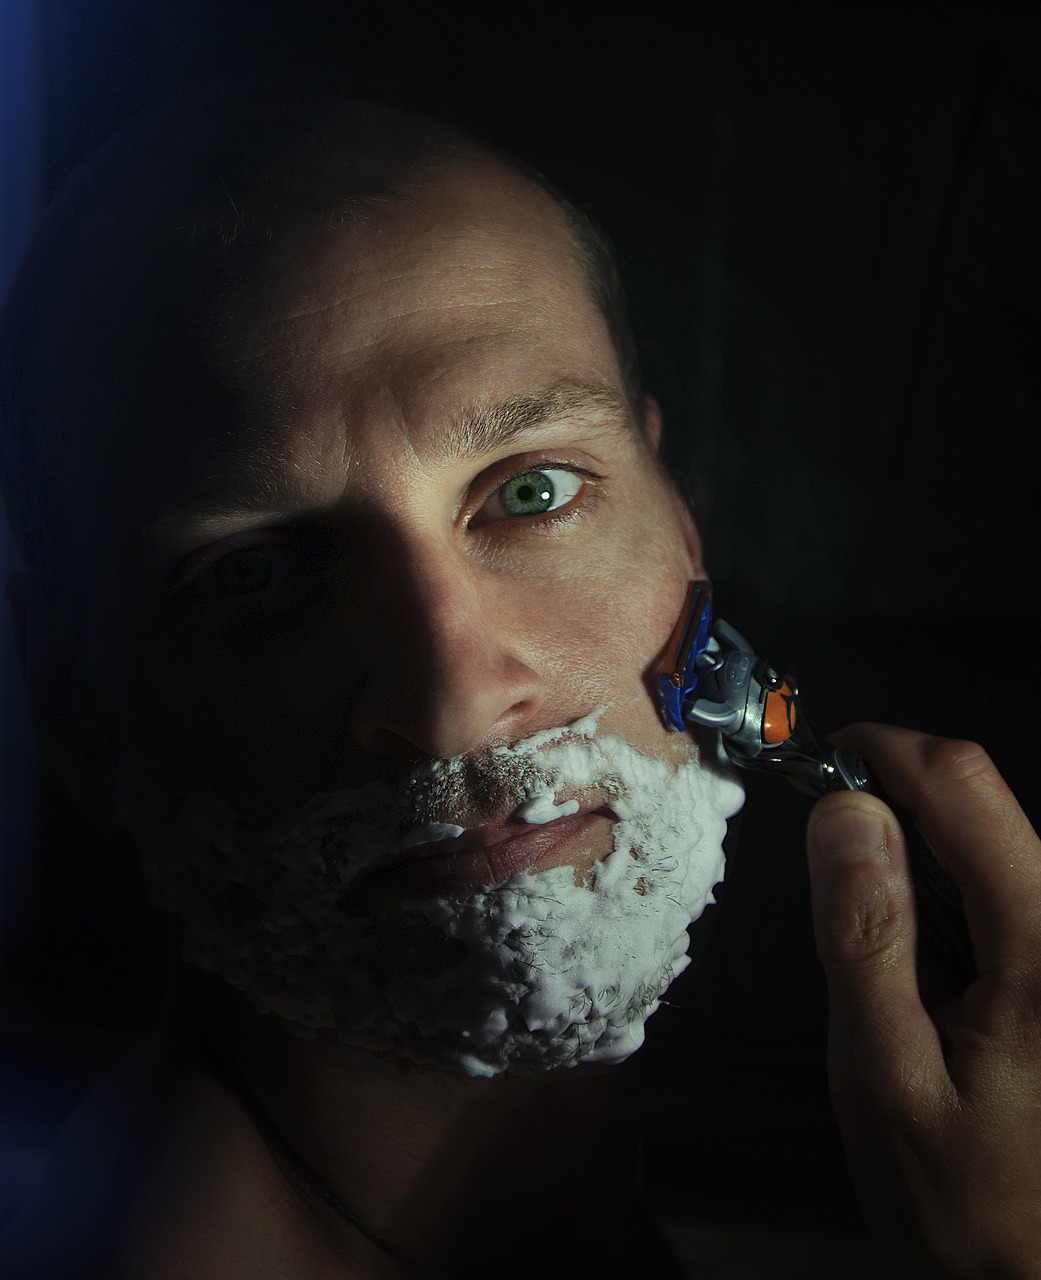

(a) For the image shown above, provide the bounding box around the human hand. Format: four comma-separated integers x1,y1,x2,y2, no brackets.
806,723,1041,1278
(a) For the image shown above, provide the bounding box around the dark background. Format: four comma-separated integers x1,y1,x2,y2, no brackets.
1,2,1039,1272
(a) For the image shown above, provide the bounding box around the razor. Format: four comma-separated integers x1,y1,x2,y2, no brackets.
658,580,975,986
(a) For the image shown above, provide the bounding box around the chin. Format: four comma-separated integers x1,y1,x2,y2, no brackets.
117,713,744,1080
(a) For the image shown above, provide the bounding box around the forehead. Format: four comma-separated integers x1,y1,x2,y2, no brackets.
105,159,626,566
218,157,604,398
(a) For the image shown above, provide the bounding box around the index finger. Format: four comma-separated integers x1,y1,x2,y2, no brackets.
830,722,1041,979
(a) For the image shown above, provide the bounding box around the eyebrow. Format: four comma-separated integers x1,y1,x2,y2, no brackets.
450,381,633,461
134,378,634,559
123,379,637,594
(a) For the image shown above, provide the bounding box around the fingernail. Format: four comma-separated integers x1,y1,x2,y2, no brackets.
811,807,888,864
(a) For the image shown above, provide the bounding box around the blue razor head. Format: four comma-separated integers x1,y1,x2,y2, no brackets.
657,580,713,732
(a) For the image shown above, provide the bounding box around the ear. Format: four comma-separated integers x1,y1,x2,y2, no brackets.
7,570,121,828
641,393,664,451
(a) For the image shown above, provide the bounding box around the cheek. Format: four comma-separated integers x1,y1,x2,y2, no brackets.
584,477,695,651
591,481,698,731
567,570,692,723
511,481,696,717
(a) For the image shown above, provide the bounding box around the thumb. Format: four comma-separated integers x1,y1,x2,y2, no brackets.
806,792,931,1095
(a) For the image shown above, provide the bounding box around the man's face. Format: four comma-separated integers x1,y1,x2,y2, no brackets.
65,155,742,1073
87,157,700,841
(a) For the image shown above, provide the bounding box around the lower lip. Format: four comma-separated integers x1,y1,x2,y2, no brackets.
389,810,617,893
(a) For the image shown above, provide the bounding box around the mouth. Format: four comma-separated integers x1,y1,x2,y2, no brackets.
371,800,619,892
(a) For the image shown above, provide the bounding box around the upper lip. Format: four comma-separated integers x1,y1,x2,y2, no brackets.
378,795,613,868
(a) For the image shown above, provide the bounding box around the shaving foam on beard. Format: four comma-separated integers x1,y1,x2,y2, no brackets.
114,711,744,1078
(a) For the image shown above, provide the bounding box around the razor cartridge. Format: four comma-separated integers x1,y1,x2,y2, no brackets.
657,582,976,987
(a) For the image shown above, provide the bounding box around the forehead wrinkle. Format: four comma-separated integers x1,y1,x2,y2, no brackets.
245,270,425,334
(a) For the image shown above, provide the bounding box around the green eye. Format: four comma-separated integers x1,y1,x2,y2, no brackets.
500,470,556,515
490,468,585,519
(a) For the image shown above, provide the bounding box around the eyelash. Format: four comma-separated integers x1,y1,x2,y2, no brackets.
468,460,599,528
169,459,602,603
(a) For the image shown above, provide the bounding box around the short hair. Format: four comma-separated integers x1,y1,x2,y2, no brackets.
0,72,644,613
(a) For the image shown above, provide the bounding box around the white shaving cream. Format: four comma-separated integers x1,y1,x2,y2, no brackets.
114,712,743,1077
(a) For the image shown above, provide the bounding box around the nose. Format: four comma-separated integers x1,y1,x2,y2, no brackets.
350,547,546,761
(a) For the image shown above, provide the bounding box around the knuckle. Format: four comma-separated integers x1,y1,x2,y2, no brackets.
922,736,995,789
917,734,1028,843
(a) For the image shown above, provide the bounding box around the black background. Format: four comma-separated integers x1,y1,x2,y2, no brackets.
2,0,1039,1263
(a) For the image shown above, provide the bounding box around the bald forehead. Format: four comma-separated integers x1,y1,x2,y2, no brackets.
176,154,615,458
215,154,592,362
90,145,595,467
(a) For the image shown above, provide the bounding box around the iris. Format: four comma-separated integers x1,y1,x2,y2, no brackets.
499,470,555,516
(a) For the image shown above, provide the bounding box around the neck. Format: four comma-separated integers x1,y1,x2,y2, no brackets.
177,969,637,1277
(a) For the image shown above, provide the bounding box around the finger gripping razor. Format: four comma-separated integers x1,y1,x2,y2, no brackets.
658,581,976,987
